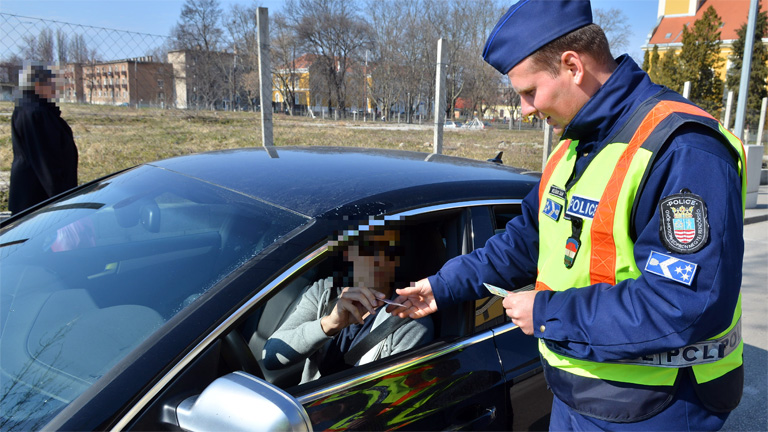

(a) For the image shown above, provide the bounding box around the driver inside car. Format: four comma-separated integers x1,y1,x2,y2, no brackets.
262,228,434,384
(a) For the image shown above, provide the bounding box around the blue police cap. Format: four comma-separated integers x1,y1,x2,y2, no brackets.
483,0,593,74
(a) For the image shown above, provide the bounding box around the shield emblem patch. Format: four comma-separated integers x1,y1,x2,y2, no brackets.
658,191,709,254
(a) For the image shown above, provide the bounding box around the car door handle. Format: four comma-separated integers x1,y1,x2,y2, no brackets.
444,406,497,431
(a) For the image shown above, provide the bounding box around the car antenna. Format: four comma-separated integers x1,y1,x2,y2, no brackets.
487,151,503,164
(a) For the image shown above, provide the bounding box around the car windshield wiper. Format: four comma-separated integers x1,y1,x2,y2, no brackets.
37,202,105,214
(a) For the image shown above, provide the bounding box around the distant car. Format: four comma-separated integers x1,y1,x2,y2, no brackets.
444,121,462,129
0,147,549,431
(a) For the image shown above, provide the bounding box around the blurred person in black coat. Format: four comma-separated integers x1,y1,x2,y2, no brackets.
10,63,78,214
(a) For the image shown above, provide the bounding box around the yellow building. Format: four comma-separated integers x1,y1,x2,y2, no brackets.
272,54,372,114
643,0,768,81
272,54,313,109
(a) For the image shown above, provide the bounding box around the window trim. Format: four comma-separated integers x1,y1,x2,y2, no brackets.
111,199,522,430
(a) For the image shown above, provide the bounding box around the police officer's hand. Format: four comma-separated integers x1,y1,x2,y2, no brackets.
502,291,537,335
386,278,438,319
321,286,385,336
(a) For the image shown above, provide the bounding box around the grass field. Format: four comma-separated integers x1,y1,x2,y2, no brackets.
0,101,547,212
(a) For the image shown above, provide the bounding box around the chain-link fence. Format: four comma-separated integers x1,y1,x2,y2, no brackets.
0,12,550,215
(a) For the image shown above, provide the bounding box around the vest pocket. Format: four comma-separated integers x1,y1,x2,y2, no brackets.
543,362,678,423
688,365,743,413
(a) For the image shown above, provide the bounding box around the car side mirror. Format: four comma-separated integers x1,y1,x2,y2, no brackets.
176,371,312,432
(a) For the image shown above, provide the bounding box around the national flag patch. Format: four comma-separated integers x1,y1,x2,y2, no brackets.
644,251,699,286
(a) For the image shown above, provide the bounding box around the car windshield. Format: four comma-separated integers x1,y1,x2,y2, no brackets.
0,165,310,431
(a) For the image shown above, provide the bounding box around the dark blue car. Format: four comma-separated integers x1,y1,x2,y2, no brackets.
0,147,551,431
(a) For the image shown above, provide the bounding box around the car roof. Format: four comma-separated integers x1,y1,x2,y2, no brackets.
148,146,538,218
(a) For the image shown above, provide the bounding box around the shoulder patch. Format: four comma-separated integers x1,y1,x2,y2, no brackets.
645,251,698,286
658,191,709,254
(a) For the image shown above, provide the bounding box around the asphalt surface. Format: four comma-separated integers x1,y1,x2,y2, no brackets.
722,185,768,432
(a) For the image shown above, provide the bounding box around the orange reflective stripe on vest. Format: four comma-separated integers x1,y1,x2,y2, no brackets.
589,101,714,285
538,139,572,212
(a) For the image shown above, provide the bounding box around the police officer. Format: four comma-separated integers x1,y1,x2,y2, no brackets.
388,0,745,430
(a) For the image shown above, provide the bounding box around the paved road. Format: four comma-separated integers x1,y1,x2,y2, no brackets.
722,219,768,432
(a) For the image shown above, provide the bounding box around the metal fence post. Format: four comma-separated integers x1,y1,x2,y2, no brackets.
757,97,767,146
433,38,447,155
542,122,553,171
257,7,274,149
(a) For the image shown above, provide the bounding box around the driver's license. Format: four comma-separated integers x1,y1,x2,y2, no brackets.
484,283,510,297
380,298,407,308
484,282,535,297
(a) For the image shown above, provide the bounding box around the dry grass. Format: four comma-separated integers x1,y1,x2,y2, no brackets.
0,101,547,211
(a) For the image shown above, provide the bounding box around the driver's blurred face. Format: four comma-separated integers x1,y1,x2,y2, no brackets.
346,230,400,290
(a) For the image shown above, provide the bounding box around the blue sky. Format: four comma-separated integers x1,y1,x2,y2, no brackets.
0,0,659,61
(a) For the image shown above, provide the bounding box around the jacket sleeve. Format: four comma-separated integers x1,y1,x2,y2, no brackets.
429,185,541,307
13,107,74,197
262,279,333,370
531,125,743,362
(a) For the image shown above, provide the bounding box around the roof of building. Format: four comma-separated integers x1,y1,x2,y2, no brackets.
648,0,768,46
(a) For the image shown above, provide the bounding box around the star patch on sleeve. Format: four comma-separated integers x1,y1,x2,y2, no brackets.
658,190,709,254
645,251,698,286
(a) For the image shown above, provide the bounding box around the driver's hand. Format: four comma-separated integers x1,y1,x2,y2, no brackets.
386,278,438,319
320,286,384,336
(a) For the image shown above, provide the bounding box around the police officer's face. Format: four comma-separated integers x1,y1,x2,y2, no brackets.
507,55,588,136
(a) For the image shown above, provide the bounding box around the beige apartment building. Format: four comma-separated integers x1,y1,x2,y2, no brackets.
167,49,237,110
61,57,171,107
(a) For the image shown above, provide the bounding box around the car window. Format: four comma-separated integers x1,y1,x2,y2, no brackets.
473,204,524,333
230,210,464,391
0,165,310,431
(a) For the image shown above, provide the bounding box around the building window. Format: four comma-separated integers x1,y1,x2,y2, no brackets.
665,32,672,38
157,79,164,88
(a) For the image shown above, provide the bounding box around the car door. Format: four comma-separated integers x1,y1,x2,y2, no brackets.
122,204,517,431
470,204,552,431
256,206,509,430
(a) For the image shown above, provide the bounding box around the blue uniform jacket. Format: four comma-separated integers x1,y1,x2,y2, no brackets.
428,55,743,363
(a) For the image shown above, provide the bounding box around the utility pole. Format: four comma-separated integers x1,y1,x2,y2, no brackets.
733,0,760,139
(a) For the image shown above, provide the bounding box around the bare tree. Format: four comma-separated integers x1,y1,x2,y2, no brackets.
285,0,372,117
593,7,632,57
271,11,304,114
172,0,225,51
68,34,90,63
20,28,55,62
365,0,418,120
226,2,261,110
55,29,68,64
171,0,233,109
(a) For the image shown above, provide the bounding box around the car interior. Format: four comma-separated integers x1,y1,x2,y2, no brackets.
219,208,474,391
